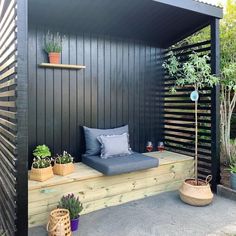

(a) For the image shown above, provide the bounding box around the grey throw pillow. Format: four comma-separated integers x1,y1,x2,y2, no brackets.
83,125,129,156
97,133,132,159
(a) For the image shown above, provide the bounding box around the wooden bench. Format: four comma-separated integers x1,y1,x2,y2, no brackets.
28,151,194,228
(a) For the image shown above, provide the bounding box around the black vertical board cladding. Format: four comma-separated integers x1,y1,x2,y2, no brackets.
77,35,85,155
36,30,46,144
61,37,70,151
28,28,164,164
104,37,111,128
98,36,105,129
91,36,98,128
28,29,37,159
45,67,54,151
117,40,123,127
128,41,134,149
139,45,145,152
69,35,77,155
134,42,140,151
110,40,117,127
122,41,129,128
84,34,91,127
53,61,62,156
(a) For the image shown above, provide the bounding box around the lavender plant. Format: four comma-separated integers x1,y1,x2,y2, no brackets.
44,31,63,53
58,194,83,219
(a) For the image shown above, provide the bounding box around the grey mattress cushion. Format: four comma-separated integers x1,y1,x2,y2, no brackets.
83,125,129,156
82,152,159,175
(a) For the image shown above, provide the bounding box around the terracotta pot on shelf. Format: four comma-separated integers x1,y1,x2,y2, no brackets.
179,176,213,206
53,162,75,176
29,166,54,182
48,52,61,64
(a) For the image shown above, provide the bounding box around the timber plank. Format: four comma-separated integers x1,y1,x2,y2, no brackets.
28,151,194,228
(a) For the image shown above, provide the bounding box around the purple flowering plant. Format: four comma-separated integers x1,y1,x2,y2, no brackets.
58,194,83,219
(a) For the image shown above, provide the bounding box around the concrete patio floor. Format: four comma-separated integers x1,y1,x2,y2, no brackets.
28,191,236,236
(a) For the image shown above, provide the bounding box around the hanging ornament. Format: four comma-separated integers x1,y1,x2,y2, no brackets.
190,90,199,101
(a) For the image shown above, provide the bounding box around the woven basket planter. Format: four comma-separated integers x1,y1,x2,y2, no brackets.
47,208,71,236
179,178,213,206
53,163,75,176
29,166,54,182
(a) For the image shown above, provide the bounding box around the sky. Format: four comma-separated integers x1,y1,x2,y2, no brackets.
201,0,227,6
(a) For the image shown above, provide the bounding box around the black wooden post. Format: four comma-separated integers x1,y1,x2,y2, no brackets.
15,0,28,234
211,18,220,192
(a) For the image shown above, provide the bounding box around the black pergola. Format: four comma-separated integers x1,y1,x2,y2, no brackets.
0,0,222,235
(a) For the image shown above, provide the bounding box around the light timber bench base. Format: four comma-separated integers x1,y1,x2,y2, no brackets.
28,151,194,228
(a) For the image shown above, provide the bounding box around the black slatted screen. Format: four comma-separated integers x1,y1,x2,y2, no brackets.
164,40,212,180
0,0,18,235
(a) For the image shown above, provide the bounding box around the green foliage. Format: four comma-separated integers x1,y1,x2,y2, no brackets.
0,230,6,236
58,194,83,219
44,31,63,53
162,52,219,92
32,145,52,169
55,151,73,164
33,145,51,158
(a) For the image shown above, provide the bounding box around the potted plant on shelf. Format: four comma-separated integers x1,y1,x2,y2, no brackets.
29,145,54,182
58,194,83,232
53,151,75,176
44,31,63,64
163,52,219,206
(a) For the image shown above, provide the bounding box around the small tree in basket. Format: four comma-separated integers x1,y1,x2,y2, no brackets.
163,52,219,184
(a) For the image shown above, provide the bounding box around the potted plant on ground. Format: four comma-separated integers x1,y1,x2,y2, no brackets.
53,151,75,176
44,31,63,64
58,194,83,232
163,52,219,206
29,144,54,182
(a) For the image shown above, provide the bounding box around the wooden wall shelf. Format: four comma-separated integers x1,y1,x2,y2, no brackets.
39,63,86,70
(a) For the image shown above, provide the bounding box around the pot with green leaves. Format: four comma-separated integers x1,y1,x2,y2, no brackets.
163,52,219,206
58,194,83,232
53,151,75,176
29,145,54,182
44,31,64,64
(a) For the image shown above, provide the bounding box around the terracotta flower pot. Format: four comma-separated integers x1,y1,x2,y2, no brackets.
53,162,75,176
48,52,60,64
179,178,213,206
29,166,54,182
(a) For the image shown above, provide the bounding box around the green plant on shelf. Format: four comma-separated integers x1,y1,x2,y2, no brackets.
32,144,52,169
58,194,83,220
44,31,64,53
55,151,73,164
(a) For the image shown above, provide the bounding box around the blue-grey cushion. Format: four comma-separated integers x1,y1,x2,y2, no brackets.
82,152,159,175
83,125,129,156
97,133,132,159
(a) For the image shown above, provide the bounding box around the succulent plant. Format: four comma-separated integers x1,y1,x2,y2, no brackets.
33,144,51,158
58,194,83,219
32,145,52,169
